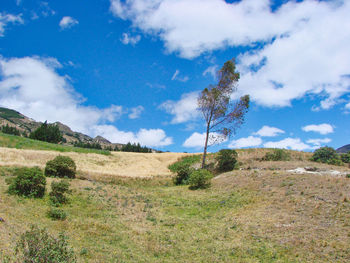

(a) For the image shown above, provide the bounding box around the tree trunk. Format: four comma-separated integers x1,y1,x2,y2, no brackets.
201,123,210,169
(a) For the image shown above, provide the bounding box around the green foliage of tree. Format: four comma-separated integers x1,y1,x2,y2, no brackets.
121,142,152,153
8,167,46,198
29,121,63,144
188,169,213,190
216,149,238,172
198,59,250,168
73,141,102,150
49,180,71,206
172,163,194,185
15,225,76,262
262,149,291,161
45,156,76,178
311,146,342,165
340,153,350,163
1,124,20,136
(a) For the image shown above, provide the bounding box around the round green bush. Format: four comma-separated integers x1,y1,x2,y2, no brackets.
8,167,46,198
47,207,67,221
45,156,76,178
188,169,213,190
172,163,194,185
50,180,70,206
216,149,238,172
311,147,341,165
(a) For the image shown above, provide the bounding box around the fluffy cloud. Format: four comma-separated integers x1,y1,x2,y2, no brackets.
110,0,350,109
159,91,200,124
59,16,79,30
0,13,23,36
254,125,285,137
183,132,226,148
0,56,172,147
302,123,334,135
171,69,189,82
228,136,262,149
202,65,218,79
120,33,141,45
306,138,331,148
128,105,144,119
264,138,310,151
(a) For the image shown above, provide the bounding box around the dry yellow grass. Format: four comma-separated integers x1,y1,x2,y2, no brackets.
0,147,188,180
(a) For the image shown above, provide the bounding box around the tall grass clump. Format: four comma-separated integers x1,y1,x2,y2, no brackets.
15,225,76,262
8,167,46,198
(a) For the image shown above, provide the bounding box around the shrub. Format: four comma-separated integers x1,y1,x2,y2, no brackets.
262,149,291,161
47,207,67,220
215,149,238,172
172,163,194,185
50,180,70,205
15,225,76,262
1,124,20,136
311,146,342,165
45,156,76,178
29,121,63,144
8,167,46,198
340,153,350,163
188,169,213,190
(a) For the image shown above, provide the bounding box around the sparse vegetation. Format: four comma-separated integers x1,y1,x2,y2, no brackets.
262,149,291,161
45,156,76,178
29,121,63,144
311,146,342,165
47,207,67,220
188,169,213,189
15,225,76,262
7,167,46,198
215,149,238,172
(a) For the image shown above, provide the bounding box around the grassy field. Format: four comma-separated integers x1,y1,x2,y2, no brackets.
0,132,111,155
0,148,349,262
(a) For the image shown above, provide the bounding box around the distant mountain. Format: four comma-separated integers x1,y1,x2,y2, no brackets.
0,107,124,150
336,144,350,154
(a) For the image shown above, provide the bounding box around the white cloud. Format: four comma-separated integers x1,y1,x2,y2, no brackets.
0,56,172,147
264,138,310,151
0,13,23,36
302,123,334,135
202,65,217,79
254,125,285,137
228,136,262,149
171,69,189,82
159,91,200,124
110,0,350,110
59,16,79,30
129,105,144,119
306,138,331,148
120,33,141,45
40,2,56,17
183,132,226,148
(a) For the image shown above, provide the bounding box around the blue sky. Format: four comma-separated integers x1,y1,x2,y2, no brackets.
0,0,349,152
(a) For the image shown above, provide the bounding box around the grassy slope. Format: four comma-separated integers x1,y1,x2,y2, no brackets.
0,132,110,155
0,149,349,262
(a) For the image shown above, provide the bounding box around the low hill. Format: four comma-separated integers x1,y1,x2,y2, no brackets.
0,107,123,150
336,144,350,153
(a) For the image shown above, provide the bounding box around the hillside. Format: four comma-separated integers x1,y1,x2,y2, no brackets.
0,107,123,150
0,147,349,262
337,144,350,153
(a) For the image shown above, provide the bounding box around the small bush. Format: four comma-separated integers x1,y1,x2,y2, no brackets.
15,225,76,262
50,180,70,206
340,153,350,163
216,149,238,172
47,207,67,220
45,156,76,178
311,146,342,165
8,167,46,198
188,169,213,190
172,163,194,185
262,149,291,161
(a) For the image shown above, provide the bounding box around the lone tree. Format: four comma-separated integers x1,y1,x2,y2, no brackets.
198,59,250,168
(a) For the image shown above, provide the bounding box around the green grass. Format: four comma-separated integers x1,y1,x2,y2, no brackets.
0,107,23,119
168,154,201,172
0,173,298,263
0,132,110,155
